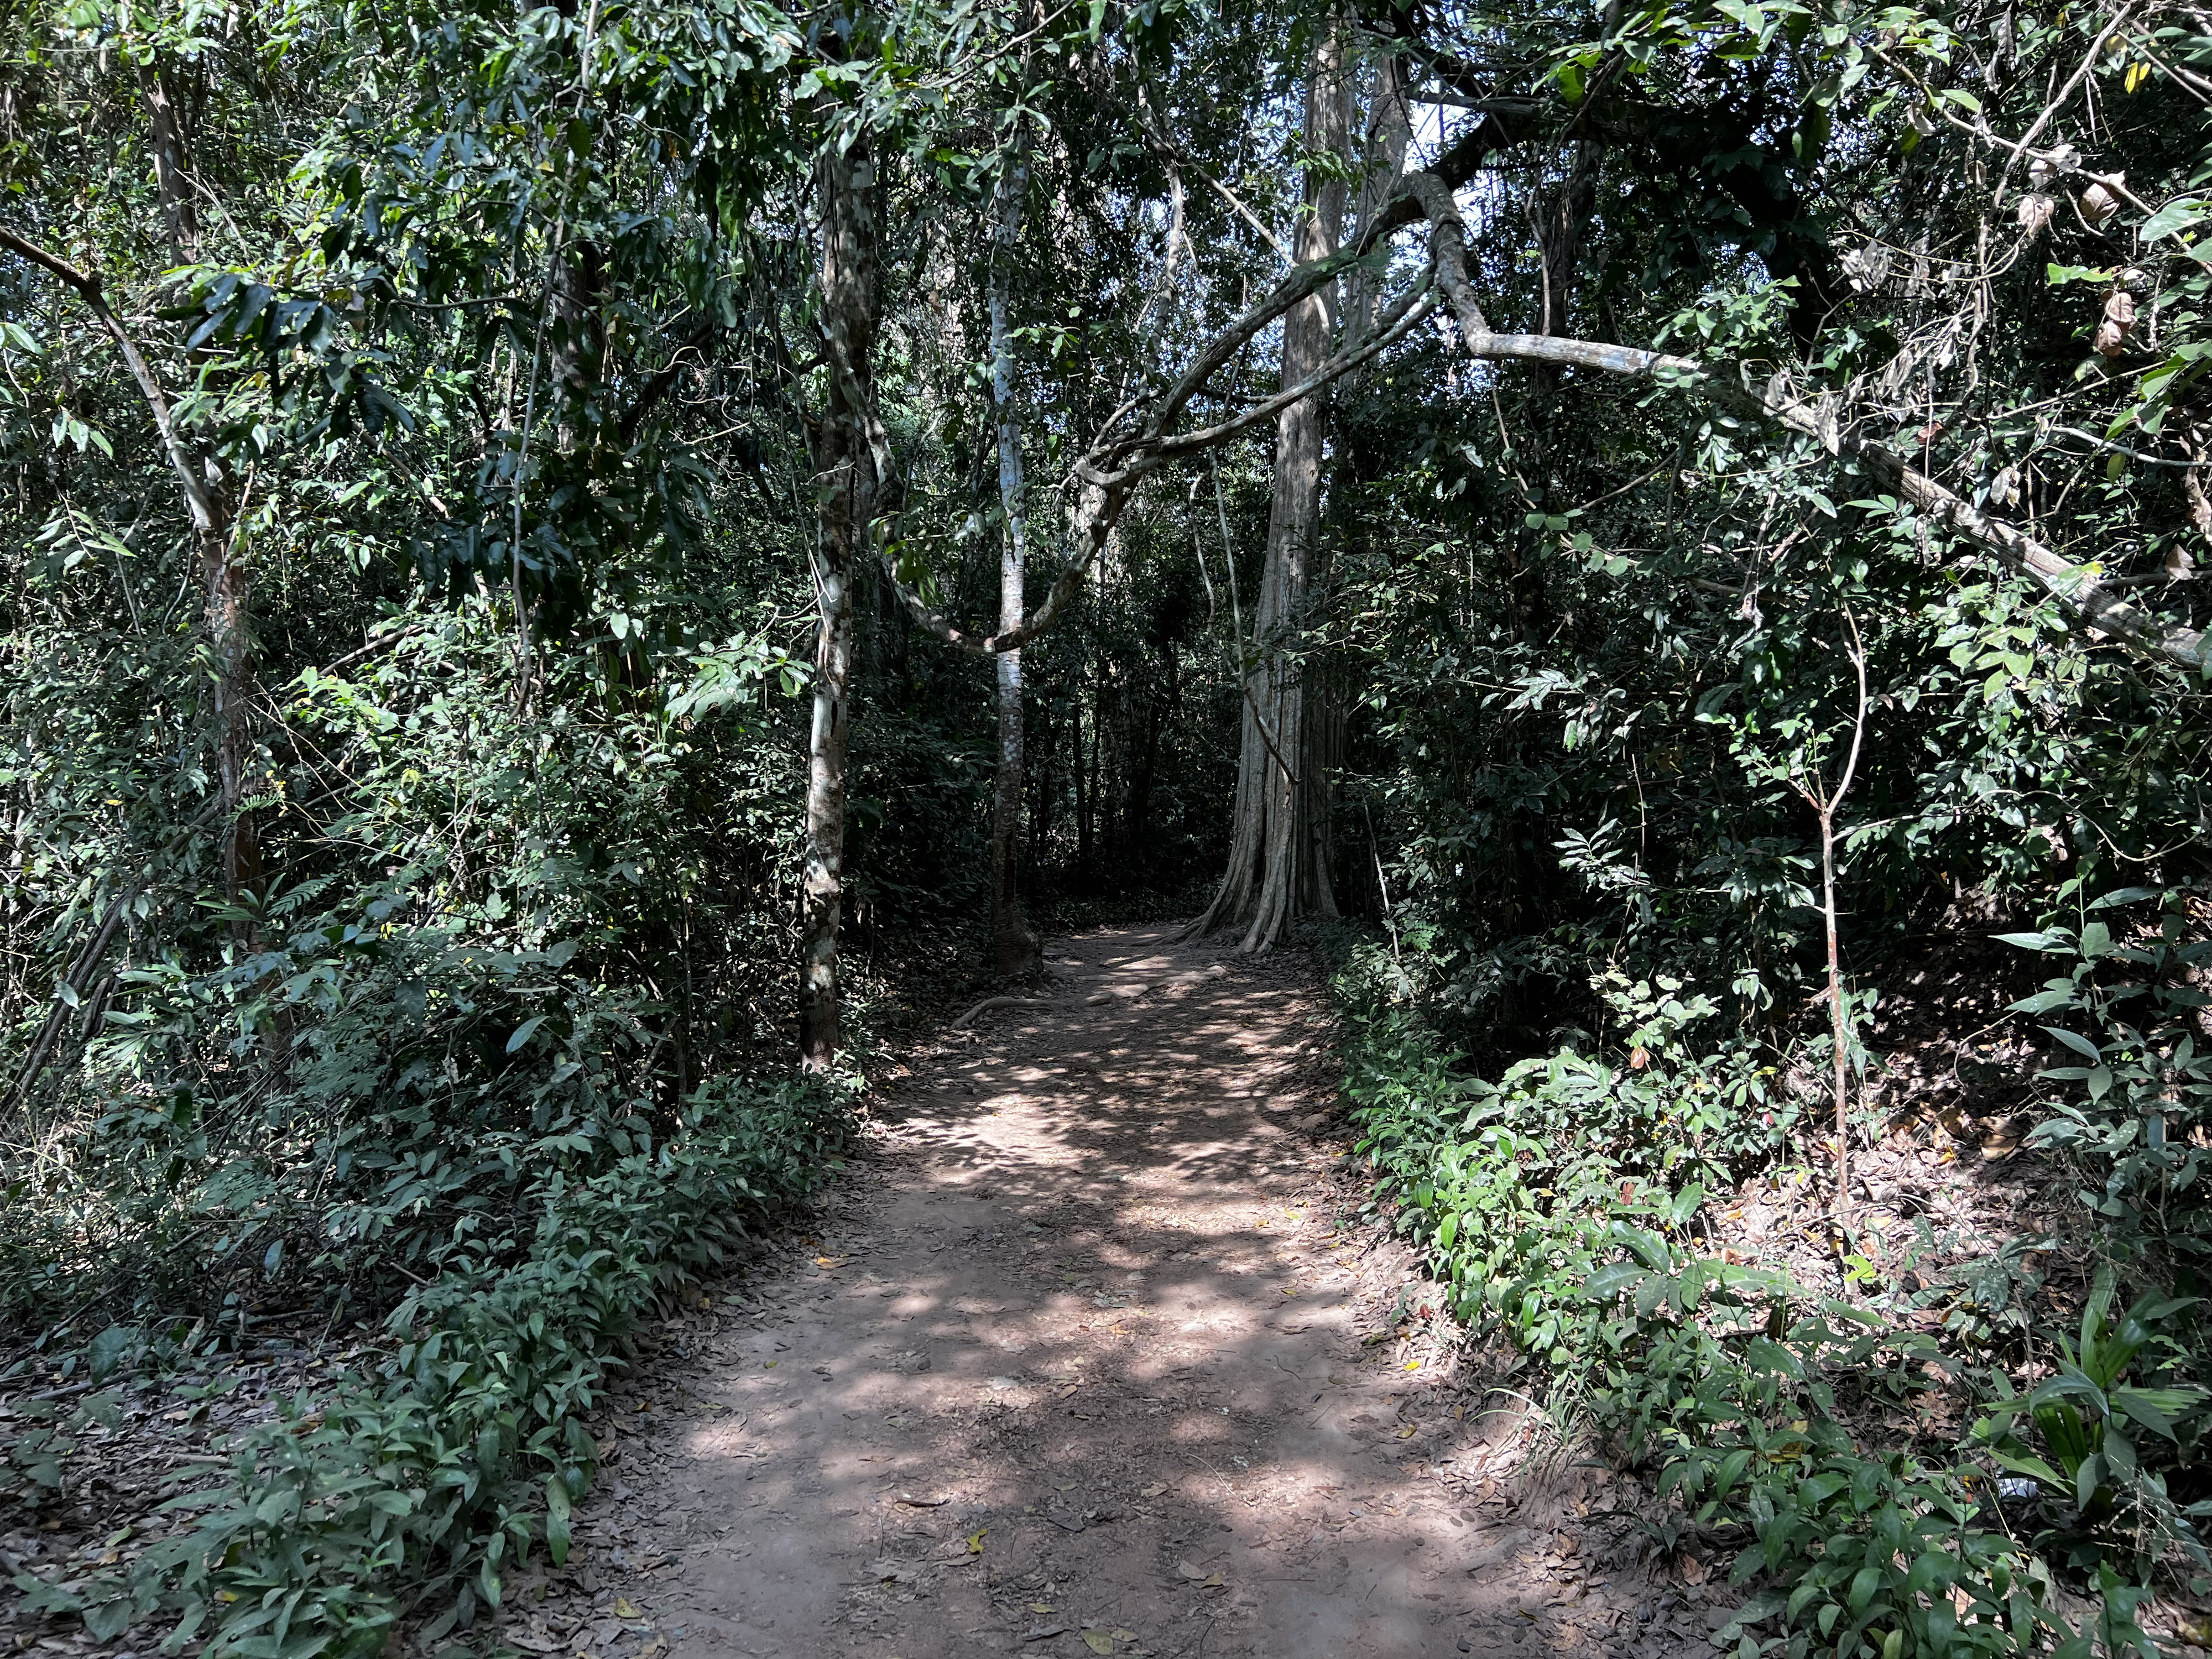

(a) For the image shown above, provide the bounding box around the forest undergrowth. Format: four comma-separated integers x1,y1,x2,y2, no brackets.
1326,882,2212,1659
7,0,2212,1653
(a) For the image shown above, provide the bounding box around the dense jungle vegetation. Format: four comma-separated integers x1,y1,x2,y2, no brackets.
5,0,2212,1650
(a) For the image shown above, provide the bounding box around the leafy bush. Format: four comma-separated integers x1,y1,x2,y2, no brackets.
2000,883,2212,1275
18,1070,852,1658
1585,1242,2164,1659
1331,931,1782,1360
1968,1271,2209,1583
1323,930,2183,1658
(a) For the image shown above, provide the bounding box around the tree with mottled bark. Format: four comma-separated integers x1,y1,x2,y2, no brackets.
988,108,1043,980
1187,19,1354,952
801,129,878,1069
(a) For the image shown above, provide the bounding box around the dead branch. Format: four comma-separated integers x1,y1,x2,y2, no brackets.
951,994,1046,1030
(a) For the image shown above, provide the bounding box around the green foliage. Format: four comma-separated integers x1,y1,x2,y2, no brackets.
8,0,2212,1647
1332,930,1787,1359
1968,1270,2209,1581
2001,885,2212,1270
20,1071,852,1657
1325,940,2186,1658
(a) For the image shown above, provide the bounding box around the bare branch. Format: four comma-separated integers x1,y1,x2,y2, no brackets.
1369,169,2206,670
0,223,221,534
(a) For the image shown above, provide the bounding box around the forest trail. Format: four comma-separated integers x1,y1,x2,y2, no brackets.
529,926,1691,1659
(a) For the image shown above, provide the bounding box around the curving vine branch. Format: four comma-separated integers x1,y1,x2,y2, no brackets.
1397,175,2207,669
825,159,2209,675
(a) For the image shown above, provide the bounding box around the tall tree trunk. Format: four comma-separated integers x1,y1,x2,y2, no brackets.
1072,684,1092,879
1348,51,1409,339
988,135,1042,978
801,133,877,1068
1188,20,1352,951
140,57,257,909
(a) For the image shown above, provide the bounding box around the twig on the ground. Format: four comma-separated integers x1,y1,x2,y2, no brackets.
951,994,1045,1030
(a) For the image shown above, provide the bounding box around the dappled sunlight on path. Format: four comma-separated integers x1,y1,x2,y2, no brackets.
519,926,1697,1659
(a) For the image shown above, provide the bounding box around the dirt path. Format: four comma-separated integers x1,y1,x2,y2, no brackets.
508,926,1712,1659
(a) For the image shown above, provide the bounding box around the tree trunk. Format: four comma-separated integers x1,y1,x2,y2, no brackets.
1188,20,1352,951
988,137,1042,979
139,64,199,265
800,133,877,1068
1072,682,1092,879
204,519,254,904
140,58,258,909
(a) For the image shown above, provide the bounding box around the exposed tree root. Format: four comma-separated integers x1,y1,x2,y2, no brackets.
951,994,1046,1031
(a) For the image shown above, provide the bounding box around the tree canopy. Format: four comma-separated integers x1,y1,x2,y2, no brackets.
6,0,2212,1648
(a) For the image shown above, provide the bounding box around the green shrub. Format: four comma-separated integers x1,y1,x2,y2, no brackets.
1584,1243,2162,1659
1323,928,2178,1658
1329,932,1777,1360
17,1071,852,1658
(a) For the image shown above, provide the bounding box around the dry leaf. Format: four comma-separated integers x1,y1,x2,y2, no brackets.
1029,1603,1055,1614
2016,192,2055,238
1177,1560,1208,1580
895,1493,947,1507
2029,143,2079,189
613,1598,643,1620
966,1527,988,1555
1081,1633,1115,1655
2095,289,2137,357
2080,178,2122,228
1139,1482,1168,1499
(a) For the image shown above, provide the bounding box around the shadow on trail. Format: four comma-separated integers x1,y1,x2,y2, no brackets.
608,927,1650,1659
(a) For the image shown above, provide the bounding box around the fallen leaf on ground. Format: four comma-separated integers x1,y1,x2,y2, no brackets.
895,1492,947,1507
613,1598,643,1619
1029,1603,1055,1614
1139,1483,1168,1498
967,1527,988,1555
1081,1632,1115,1654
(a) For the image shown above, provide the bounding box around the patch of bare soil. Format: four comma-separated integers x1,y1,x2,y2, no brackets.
497,925,1720,1659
